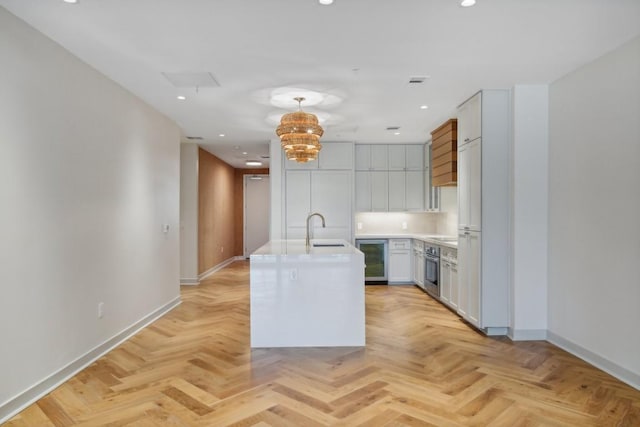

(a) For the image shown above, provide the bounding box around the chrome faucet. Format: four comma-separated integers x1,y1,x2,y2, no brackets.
306,212,326,250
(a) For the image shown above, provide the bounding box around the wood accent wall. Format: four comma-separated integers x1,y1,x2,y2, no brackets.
198,148,235,275
233,168,269,257
431,119,458,187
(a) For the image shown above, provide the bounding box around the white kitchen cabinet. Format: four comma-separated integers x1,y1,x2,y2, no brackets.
318,142,353,170
405,170,424,211
355,171,371,212
285,157,318,169
439,246,458,310
355,144,424,212
285,170,352,241
388,171,405,211
458,138,481,231
355,144,388,170
285,171,311,230
457,231,481,327
388,144,423,170
388,145,406,170
450,261,458,311
440,257,451,306
388,170,424,212
370,145,388,170
371,171,389,211
355,171,388,212
388,239,412,283
286,142,353,170
412,240,424,287
405,145,424,170
456,89,510,334
457,91,481,145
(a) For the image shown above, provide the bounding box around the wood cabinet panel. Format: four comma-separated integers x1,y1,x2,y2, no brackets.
430,119,458,187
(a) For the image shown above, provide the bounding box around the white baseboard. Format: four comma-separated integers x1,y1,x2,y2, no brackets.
0,297,181,424
547,331,640,391
508,328,548,341
179,277,200,286
198,257,244,281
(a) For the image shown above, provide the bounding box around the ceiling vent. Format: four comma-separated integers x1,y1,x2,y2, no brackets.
408,76,429,84
186,136,203,140
386,126,400,131
162,72,220,88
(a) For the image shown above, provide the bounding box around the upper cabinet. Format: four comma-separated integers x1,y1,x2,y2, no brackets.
430,119,458,187
286,142,353,170
457,92,482,145
388,145,424,170
355,144,388,170
318,142,353,170
355,144,425,212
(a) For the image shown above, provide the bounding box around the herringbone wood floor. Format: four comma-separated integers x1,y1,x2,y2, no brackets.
5,260,640,426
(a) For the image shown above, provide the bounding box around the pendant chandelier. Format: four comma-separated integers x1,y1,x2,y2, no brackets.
276,97,324,163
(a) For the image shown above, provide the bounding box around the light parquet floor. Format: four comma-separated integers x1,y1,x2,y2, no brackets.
6,260,640,426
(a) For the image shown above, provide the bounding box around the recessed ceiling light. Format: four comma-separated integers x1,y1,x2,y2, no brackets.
177,95,186,101
63,0,78,3
319,0,334,5
219,133,225,137
460,0,476,7
420,105,429,110
394,132,401,135
246,160,262,166
242,151,248,155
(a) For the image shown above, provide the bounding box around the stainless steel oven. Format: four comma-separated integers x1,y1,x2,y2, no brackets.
424,244,440,298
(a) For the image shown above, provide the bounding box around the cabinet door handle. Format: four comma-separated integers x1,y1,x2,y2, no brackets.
464,138,470,142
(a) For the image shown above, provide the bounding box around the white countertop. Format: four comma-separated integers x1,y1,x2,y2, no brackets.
252,239,361,256
355,233,458,249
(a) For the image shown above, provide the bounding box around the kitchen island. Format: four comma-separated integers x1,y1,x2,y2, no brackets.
250,239,365,348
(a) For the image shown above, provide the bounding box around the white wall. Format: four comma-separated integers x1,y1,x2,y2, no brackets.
548,36,640,387
269,139,283,240
510,85,549,340
0,7,181,418
180,143,199,284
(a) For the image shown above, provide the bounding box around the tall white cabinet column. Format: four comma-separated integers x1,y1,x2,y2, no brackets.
457,90,511,335
283,142,354,242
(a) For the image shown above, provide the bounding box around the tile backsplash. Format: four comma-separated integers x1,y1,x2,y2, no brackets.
355,211,457,236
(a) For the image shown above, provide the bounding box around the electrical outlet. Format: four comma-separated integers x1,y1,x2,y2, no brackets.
357,222,363,230
402,221,408,230
220,246,224,253
98,302,104,319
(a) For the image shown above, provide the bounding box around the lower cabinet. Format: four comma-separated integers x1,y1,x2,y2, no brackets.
412,240,424,287
388,239,412,283
439,247,458,310
457,230,481,328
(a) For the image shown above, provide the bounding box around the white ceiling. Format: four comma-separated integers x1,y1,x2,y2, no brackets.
2,0,639,168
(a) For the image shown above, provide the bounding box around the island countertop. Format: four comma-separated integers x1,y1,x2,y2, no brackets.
252,239,362,256
250,238,365,348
